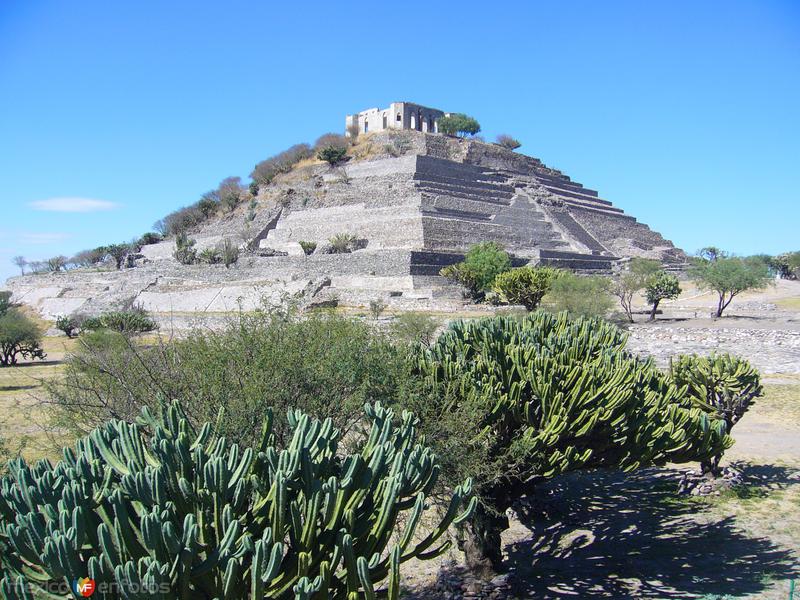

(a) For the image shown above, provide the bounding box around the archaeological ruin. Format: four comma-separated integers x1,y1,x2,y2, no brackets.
5,120,685,322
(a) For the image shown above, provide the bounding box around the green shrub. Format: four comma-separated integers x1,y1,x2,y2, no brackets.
0,308,46,366
55,314,79,338
221,238,239,268
0,401,475,599
369,299,386,319
542,271,614,319
409,312,731,574
437,113,481,137
389,312,439,348
317,145,348,165
138,232,163,246
492,266,560,310
48,310,412,446
198,247,223,264
328,233,359,254
670,353,762,474
80,307,157,335
173,231,197,265
0,292,10,317
645,271,681,321
299,240,317,256
440,242,512,301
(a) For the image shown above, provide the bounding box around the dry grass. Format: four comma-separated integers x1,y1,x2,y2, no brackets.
754,380,800,427
0,335,79,462
775,296,800,311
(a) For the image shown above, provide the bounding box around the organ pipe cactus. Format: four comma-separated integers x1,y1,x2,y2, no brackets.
670,352,763,474
0,402,475,599
413,311,732,575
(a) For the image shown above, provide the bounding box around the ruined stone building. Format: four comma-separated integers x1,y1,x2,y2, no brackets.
345,102,445,136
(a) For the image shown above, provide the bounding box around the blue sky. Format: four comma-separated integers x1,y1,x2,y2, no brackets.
1,0,798,284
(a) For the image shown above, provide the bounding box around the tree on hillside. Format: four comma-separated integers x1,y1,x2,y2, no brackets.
437,113,481,137
218,176,243,212
12,256,26,275
45,256,67,272
691,255,772,318
645,271,681,321
0,308,46,366
612,258,661,322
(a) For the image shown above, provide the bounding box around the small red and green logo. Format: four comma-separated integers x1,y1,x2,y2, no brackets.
73,578,95,597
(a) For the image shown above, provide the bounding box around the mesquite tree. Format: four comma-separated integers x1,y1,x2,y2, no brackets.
411,312,731,576
645,271,681,321
0,402,474,599
690,255,772,318
670,353,762,475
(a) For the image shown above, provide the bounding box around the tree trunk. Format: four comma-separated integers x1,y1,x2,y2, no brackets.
648,300,660,321
456,501,509,579
701,453,722,477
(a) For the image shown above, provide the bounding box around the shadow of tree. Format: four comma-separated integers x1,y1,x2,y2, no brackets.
502,467,799,598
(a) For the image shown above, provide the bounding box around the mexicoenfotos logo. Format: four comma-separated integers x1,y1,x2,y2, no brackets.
73,578,96,597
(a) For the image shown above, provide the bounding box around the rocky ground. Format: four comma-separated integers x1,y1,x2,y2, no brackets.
1,282,798,598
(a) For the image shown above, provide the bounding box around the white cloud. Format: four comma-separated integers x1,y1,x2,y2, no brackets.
19,232,72,244
29,197,119,212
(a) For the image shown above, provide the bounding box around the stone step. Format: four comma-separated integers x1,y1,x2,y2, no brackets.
543,185,614,207
548,211,608,253
417,179,514,198
418,186,512,206
414,172,515,193
534,172,599,197
416,155,508,182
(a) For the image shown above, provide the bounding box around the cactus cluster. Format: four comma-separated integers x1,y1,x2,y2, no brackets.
0,402,475,599
417,311,732,477
670,352,763,473
413,311,733,572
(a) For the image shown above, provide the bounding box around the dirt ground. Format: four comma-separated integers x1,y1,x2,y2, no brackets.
1,282,799,599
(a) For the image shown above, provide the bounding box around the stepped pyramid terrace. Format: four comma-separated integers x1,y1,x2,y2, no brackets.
6,122,685,321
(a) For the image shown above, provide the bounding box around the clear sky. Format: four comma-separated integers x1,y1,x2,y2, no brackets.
1,0,798,284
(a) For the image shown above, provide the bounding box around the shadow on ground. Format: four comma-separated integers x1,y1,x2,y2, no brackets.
503,467,799,598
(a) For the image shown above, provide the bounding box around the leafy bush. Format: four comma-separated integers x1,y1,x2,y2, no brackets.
0,401,474,599
389,312,439,347
495,134,521,150
437,113,481,137
299,240,317,256
771,251,800,280
670,353,762,474
440,242,512,301
137,232,163,246
47,310,412,446
80,307,158,335
314,132,349,151
542,272,614,319
196,190,220,217
0,308,46,366
645,271,681,321
410,312,731,574
611,258,662,322
690,254,772,317
155,203,205,236
198,247,223,264
492,266,560,310
328,233,360,254
71,247,108,268
173,231,197,265
317,145,348,165
55,314,79,338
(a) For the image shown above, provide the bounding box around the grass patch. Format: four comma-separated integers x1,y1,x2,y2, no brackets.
775,296,800,311
753,382,800,426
